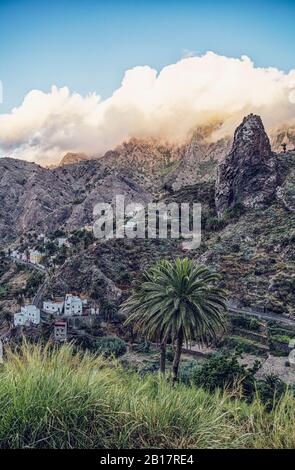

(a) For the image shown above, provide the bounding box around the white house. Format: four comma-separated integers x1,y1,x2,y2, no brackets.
14,312,29,326
57,237,70,248
11,250,21,259
64,294,83,316
29,249,42,265
90,307,100,316
54,321,67,341
14,305,41,327
43,300,64,315
37,233,49,244
83,225,93,233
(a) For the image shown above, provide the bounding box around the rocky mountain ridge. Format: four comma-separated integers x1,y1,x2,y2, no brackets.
0,115,294,245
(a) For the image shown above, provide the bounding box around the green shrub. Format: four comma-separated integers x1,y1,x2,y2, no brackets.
133,341,151,353
270,334,293,344
166,347,175,362
180,353,260,400
93,336,127,357
231,316,261,331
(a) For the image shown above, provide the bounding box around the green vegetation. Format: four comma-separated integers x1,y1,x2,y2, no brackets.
25,271,45,297
180,352,288,410
1,343,295,448
124,258,226,381
0,284,10,300
92,336,127,357
225,335,268,356
231,316,262,331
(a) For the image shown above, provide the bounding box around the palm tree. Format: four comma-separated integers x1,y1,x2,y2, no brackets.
123,258,227,382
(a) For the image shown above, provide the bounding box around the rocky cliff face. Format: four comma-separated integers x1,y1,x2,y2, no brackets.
215,114,278,216
0,157,152,243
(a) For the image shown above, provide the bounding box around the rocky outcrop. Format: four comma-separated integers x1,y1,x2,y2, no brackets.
215,114,278,217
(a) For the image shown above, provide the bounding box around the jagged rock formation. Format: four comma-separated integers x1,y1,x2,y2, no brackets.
215,114,278,217
1,116,293,243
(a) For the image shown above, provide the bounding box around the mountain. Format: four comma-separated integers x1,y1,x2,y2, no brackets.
0,133,229,242
0,157,151,242
0,114,294,315
0,118,294,244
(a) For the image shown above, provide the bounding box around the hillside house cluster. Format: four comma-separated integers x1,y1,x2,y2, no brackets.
14,305,41,327
10,249,43,266
43,294,97,317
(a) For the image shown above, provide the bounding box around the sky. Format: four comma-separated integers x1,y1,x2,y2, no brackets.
0,0,295,112
0,0,294,163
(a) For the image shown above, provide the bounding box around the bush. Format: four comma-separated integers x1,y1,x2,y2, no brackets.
231,316,261,331
179,352,289,409
166,347,175,362
133,341,151,353
93,336,127,357
256,374,287,411
180,353,260,400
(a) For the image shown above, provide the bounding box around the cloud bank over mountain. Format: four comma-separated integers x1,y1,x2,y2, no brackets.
1,51,295,164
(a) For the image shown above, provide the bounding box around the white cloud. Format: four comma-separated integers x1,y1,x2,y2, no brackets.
1,51,295,164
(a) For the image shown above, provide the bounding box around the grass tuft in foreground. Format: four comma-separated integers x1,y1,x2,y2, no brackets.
0,342,295,448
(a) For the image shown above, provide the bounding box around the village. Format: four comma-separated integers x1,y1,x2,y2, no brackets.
13,293,100,342
1,228,102,347
1,224,295,384
8,232,73,270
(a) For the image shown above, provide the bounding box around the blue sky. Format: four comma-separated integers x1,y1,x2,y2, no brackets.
0,0,294,112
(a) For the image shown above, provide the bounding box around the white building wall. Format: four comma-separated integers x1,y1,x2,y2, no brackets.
43,301,64,315
14,313,28,326
14,305,40,326
64,294,83,316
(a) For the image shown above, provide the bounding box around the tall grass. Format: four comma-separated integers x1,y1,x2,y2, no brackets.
0,342,294,448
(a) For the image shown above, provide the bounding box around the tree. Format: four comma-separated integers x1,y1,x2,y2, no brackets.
101,299,117,323
123,258,227,382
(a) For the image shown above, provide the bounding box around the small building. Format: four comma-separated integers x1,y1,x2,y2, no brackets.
43,299,64,315
64,294,83,316
14,305,41,327
83,225,93,233
57,237,69,248
14,312,29,326
29,249,42,265
54,321,67,342
21,252,28,262
11,250,21,259
37,233,49,244
90,307,100,316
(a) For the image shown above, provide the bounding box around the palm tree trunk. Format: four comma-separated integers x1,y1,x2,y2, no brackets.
160,339,167,374
172,334,183,384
